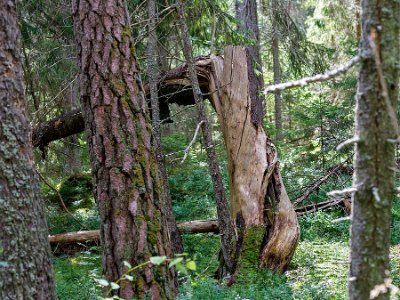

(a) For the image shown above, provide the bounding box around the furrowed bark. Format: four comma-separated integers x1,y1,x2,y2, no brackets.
349,0,400,299
0,1,57,299
176,0,238,277
72,0,177,298
147,0,183,254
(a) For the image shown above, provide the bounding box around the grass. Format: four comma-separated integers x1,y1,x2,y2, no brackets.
53,205,400,299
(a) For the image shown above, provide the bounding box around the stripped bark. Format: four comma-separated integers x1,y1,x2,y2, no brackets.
72,0,177,298
208,46,299,274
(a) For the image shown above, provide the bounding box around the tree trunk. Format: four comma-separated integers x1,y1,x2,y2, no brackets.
0,1,57,299
48,220,220,245
349,0,399,299
209,46,299,274
147,0,183,254
63,80,81,175
176,0,238,277
72,0,177,298
235,0,264,119
271,0,283,142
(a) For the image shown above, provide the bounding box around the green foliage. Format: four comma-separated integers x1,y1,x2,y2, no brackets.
299,209,350,242
47,207,100,235
54,249,101,300
58,173,94,210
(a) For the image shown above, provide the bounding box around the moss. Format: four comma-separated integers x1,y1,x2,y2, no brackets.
110,79,126,96
235,225,265,281
122,25,132,39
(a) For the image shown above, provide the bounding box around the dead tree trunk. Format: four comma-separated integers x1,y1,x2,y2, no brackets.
72,0,177,298
235,0,264,118
0,1,57,298
349,0,399,299
176,0,238,277
271,0,283,142
147,0,183,254
209,46,299,273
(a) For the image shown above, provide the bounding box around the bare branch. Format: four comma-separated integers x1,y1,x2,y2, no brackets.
181,120,205,163
264,56,360,94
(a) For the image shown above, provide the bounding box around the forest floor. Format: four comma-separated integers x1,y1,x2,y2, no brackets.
51,201,400,300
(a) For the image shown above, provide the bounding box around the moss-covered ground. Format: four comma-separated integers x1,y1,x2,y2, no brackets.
53,203,400,300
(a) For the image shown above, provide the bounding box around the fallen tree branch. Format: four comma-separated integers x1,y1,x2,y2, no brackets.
49,197,352,244
264,56,360,94
181,120,205,163
292,163,347,206
49,219,219,244
295,197,351,216
37,170,88,230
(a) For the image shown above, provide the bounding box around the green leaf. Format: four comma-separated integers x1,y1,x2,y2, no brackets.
124,275,134,281
150,256,167,266
110,282,120,290
95,278,109,286
168,257,183,268
186,260,196,271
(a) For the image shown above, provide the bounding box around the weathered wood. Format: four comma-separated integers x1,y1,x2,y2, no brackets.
208,47,299,274
49,220,219,244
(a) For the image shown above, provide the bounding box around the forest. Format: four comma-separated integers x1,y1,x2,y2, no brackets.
0,0,399,299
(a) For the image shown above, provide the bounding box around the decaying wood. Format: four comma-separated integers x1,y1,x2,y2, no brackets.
49,220,219,244
32,108,84,148
207,47,299,273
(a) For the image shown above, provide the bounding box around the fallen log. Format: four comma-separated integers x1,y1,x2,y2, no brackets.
49,219,219,244
49,196,350,245
32,60,210,149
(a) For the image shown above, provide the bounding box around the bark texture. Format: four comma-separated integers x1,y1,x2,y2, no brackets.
208,46,299,273
176,0,238,277
349,0,399,299
147,0,183,254
72,0,177,298
0,1,57,299
235,0,264,121
271,0,283,142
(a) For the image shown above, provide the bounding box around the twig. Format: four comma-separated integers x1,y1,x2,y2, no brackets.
264,56,360,94
181,120,205,163
337,136,360,151
36,170,88,230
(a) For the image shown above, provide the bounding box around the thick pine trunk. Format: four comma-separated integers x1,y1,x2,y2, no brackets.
209,46,299,273
349,0,399,299
0,1,57,299
147,0,183,254
72,0,177,298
